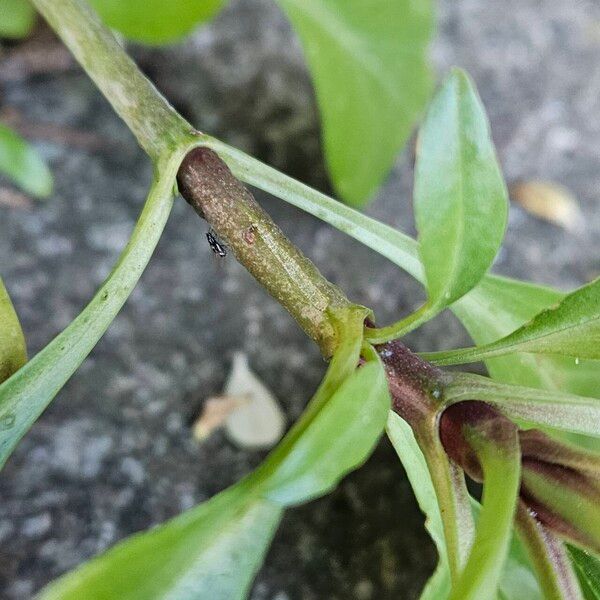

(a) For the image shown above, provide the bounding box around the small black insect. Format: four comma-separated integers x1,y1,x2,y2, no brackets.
206,228,227,257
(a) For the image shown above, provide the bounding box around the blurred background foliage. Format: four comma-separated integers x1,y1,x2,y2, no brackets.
0,0,433,207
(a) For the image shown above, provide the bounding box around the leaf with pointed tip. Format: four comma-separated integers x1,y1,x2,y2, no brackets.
415,68,508,312
261,337,390,506
0,278,27,384
453,277,600,452
429,277,600,364
275,0,433,206
0,124,52,198
451,276,563,379
89,0,224,45
452,277,598,393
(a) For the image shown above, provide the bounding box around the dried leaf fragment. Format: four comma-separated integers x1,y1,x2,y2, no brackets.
511,180,583,232
192,395,248,441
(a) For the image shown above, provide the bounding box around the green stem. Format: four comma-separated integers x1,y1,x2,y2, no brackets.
31,0,193,163
413,421,475,581
516,503,583,600
419,344,503,366
446,411,521,600
0,152,183,468
380,342,474,581
364,302,436,344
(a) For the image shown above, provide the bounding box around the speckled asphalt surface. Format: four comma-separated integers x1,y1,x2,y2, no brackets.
1,1,599,598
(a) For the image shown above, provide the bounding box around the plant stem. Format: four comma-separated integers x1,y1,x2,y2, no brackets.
364,302,436,344
0,154,182,468
415,423,475,580
516,503,583,600
440,402,522,600
419,344,505,366
378,340,474,580
30,0,192,163
177,147,358,357
203,137,426,282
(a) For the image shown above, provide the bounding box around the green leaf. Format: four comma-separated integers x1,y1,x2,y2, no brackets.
0,124,52,198
0,278,27,384
386,412,450,599
275,0,433,207
387,412,541,600
260,333,390,505
452,277,591,389
427,277,600,365
452,277,561,374
0,0,35,39
0,152,182,469
40,310,387,599
454,277,600,452
89,0,225,45
39,482,283,600
414,69,508,312
569,546,600,600
213,135,600,406
444,373,600,439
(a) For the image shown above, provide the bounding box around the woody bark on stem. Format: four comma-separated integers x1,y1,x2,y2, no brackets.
177,147,356,358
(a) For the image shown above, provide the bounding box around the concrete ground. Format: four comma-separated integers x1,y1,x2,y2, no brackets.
0,0,599,598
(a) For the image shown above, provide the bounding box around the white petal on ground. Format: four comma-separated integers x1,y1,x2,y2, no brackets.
223,352,286,449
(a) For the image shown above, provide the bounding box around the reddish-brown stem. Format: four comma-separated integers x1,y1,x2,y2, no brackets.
378,339,474,577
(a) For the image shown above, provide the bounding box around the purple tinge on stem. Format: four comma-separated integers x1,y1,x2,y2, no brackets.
519,429,600,556
439,400,600,556
439,400,518,482
377,339,448,426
